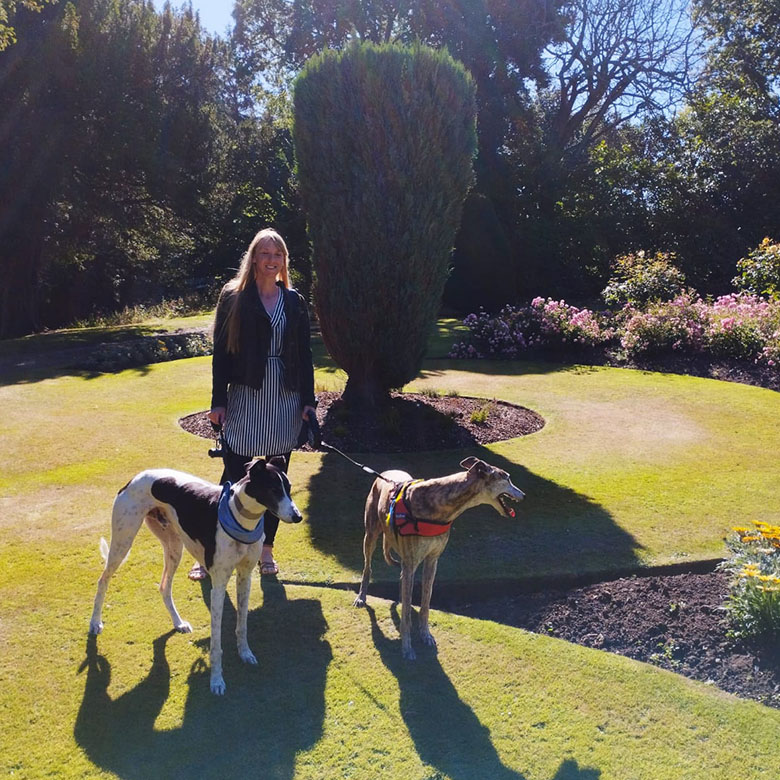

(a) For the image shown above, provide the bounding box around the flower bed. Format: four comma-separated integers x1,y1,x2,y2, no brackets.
450,294,780,369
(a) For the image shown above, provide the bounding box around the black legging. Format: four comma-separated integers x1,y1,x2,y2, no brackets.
220,447,291,547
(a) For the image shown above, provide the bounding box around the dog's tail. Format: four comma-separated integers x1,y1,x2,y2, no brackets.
99,537,130,567
382,536,401,568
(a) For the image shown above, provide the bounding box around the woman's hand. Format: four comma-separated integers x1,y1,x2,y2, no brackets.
302,405,316,421
208,407,226,426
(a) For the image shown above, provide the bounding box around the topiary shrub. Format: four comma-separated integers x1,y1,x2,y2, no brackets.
733,237,780,299
293,41,477,407
602,250,687,308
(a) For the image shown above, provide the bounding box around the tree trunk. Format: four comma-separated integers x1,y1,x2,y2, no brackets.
341,374,391,411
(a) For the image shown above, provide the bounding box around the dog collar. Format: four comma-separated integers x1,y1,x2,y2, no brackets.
218,482,265,544
387,480,453,537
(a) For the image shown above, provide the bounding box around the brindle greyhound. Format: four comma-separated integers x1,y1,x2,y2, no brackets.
353,456,524,659
89,457,302,695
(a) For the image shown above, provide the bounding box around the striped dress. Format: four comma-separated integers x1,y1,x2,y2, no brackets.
222,290,302,457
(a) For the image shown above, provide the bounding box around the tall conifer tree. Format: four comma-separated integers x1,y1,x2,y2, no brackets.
293,41,476,406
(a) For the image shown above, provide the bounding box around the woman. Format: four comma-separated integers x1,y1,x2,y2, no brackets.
189,228,316,580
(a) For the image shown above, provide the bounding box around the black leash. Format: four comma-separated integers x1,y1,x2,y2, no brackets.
208,415,395,483
304,414,395,483
317,440,395,483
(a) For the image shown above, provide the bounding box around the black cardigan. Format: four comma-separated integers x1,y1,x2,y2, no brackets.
211,282,316,411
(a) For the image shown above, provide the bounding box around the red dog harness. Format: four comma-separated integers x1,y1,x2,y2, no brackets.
386,480,453,537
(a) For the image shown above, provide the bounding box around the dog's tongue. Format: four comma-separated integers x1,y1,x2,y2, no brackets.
508,507,515,518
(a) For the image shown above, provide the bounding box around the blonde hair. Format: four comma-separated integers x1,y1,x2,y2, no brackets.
221,229,291,354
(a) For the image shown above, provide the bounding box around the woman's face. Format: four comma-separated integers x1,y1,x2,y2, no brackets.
253,240,286,281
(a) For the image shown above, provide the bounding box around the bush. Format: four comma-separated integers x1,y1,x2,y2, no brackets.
618,294,708,358
78,331,212,372
293,41,477,407
720,521,780,638
448,298,609,359
450,292,780,367
706,294,776,361
733,237,780,299
602,250,687,308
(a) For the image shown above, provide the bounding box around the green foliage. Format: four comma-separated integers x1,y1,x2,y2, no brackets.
469,402,493,425
733,237,780,299
602,250,688,308
720,521,780,638
78,331,212,372
294,41,477,405
0,0,55,50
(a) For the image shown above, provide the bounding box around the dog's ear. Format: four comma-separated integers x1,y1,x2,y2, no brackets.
268,455,286,471
461,457,490,475
247,458,266,475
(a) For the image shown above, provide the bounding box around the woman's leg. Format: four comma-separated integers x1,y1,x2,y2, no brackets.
259,452,291,575
188,448,252,581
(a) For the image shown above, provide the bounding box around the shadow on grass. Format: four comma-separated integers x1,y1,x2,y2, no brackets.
366,604,600,780
0,322,209,387
304,445,642,595
74,580,331,780
0,350,153,387
418,357,605,381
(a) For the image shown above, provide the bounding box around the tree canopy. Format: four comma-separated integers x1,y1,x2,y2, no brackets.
1,0,779,337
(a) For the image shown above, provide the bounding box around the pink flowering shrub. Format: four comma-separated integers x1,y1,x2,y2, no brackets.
619,293,708,357
448,298,610,359
451,293,780,368
706,294,780,365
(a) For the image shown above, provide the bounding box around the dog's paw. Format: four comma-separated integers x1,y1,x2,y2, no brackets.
175,620,193,633
88,621,103,635
210,675,227,695
402,645,417,661
239,648,258,665
420,631,437,648
352,595,367,608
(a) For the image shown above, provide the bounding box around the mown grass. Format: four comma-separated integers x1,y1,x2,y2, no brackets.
1,318,779,778
2,545,779,780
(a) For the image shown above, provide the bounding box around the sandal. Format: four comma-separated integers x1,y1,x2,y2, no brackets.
259,559,279,576
188,563,209,581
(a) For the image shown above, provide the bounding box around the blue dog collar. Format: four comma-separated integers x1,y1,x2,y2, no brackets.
218,482,265,544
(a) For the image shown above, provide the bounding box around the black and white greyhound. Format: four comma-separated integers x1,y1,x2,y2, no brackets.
88,457,302,695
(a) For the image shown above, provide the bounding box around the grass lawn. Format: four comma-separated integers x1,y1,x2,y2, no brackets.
1,319,779,778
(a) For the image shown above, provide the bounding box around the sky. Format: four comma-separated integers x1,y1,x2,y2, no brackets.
152,0,235,37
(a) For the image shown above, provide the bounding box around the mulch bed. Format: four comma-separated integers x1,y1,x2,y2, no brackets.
441,570,780,709
180,391,545,452
179,361,779,708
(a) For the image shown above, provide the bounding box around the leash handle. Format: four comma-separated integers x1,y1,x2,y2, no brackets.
208,422,225,459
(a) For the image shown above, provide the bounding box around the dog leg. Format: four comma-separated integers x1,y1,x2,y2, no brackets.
234,557,258,665
353,526,380,608
89,503,144,635
399,561,419,660
154,528,192,633
209,574,228,695
419,556,439,649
